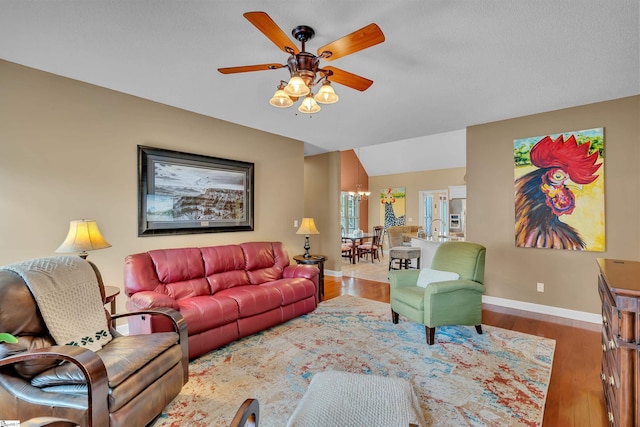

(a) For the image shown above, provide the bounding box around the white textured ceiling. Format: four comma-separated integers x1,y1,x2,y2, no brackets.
1,1,638,175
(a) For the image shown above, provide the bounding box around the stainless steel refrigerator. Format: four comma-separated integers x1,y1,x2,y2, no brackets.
449,198,466,237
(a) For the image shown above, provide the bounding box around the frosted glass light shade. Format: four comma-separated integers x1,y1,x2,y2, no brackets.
269,89,293,108
55,219,111,258
284,75,310,97
314,82,339,104
298,94,321,114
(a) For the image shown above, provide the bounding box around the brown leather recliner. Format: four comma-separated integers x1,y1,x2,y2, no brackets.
0,258,189,427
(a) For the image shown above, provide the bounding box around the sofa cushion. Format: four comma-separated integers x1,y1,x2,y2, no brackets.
201,245,251,293
148,248,210,299
262,278,317,305
216,285,283,318
31,332,179,388
201,245,247,274
177,295,240,335
241,242,288,284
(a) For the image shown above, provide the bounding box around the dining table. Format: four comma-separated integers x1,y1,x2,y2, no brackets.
341,233,375,264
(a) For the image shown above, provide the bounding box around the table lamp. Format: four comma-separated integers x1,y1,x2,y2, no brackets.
296,218,320,258
55,219,112,259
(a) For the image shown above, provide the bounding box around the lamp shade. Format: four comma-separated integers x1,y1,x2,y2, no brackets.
55,220,111,258
269,88,294,108
284,75,310,97
298,94,321,114
296,218,320,235
314,81,339,104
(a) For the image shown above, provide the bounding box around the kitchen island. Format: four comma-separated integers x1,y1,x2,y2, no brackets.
408,234,465,268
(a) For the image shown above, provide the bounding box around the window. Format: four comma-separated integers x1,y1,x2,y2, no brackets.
419,190,448,237
340,193,360,234
424,194,433,235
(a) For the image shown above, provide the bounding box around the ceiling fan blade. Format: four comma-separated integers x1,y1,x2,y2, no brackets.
243,11,300,55
323,66,373,91
318,23,385,61
218,63,284,74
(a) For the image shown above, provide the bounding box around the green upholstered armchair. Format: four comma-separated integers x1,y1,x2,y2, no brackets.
389,241,486,345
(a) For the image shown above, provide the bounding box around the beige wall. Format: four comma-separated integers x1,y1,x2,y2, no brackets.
303,152,342,271
5,60,636,316
467,96,640,314
0,60,306,312
368,168,467,230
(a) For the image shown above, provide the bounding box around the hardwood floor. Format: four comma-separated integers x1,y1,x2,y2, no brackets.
323,275,608,427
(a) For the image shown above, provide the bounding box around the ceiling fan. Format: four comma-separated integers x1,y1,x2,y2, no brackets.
218,11,385,113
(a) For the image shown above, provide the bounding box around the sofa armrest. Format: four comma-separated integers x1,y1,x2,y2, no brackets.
128,291,179,310
283,264,318,281
424,279,486,295
111,307,188,383
0,345,108,427
388,270,421,289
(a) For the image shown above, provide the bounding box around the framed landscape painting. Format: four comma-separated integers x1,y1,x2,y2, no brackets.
138,145,254,236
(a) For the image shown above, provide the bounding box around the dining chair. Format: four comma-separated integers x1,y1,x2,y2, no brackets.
341,239,353,262
357,226,383,262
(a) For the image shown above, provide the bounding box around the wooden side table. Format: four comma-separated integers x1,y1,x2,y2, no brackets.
104,286,120,315
293,254,327,301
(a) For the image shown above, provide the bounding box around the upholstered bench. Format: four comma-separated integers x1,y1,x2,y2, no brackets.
287,370,425,427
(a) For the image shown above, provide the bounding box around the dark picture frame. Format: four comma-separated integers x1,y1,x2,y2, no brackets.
138,145,254,236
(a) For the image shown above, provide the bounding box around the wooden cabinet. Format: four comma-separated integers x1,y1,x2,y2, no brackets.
597,258,640,427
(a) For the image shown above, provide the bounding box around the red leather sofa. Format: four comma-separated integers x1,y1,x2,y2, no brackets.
124,241,319,359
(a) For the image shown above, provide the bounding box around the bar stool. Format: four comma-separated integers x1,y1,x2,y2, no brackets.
388,247,421,270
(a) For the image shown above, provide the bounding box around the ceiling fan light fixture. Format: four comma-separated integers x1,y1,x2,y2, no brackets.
284,75,310,97
298,93,321,114
314,81,339,104
219,12,385,115
269,87,293,108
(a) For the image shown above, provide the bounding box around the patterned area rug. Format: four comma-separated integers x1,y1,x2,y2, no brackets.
155,295,555,427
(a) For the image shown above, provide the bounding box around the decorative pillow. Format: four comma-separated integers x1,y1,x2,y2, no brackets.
416,267,459,288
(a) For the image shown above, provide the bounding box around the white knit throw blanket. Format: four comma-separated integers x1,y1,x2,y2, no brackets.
2,256,112,351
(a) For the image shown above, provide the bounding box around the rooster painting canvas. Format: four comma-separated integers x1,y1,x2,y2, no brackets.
514,128,604,251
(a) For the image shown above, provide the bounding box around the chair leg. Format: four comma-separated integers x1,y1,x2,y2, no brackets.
425,326,435,345
475,325,483,335
391,309,399,324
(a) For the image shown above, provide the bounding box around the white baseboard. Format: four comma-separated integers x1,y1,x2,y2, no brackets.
482,295,602,325
325,269,342,277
